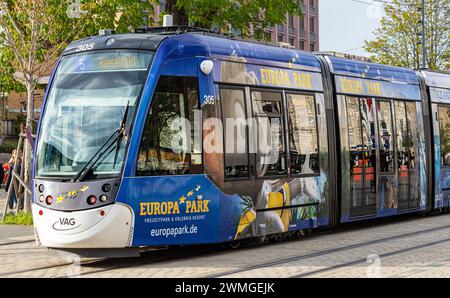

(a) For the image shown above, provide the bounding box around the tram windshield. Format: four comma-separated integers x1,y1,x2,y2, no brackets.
36,50,153,178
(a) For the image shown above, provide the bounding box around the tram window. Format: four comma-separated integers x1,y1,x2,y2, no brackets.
221,87,249,179
394,101,409,170
394,101,418,170
137,76,202,176
286,93,319,174
406,102,418,169
251,90,287,177
438,106,450,166
347,97,363,172
377,101,394,172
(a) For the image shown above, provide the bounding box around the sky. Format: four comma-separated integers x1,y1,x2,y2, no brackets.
319,0,386,57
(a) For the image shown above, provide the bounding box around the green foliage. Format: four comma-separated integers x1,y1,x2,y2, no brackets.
159,0,302,40
2,211,33,225
0,0,154,89
365,0,450,70
0,142,17,153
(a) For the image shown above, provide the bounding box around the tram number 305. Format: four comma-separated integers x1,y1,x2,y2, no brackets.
76,43,95,52
203,95,215,105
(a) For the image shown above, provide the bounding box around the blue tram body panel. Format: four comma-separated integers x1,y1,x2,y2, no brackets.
421,71,450,209
327,56,428,223
117,175,223,245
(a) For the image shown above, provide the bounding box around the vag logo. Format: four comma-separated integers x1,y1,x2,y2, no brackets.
52,217,80,231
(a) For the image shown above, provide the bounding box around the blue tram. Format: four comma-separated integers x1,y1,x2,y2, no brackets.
31,28,450,255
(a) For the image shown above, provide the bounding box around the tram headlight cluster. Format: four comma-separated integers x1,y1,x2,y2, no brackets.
102,183,111,193
45,195,53,205
87,195,97,205
99,194,108,202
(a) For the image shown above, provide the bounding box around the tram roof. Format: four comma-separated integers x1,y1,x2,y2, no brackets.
63,31,323,72
325,56,420,85
63,33,168,56
420,71,450,89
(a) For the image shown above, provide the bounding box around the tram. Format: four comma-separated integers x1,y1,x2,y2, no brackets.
31,27,450,256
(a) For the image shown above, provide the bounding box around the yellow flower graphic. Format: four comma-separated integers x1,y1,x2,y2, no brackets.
56,195,65,204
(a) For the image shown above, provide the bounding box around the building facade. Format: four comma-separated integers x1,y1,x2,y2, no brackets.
270,0,319,51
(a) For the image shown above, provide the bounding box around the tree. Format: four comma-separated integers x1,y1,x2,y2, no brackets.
157,0,302,40
364,0,450,71
0,0,153,211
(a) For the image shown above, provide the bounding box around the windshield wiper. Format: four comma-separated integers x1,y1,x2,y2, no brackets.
70,102,131,183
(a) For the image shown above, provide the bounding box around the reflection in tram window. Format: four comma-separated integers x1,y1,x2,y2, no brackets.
221,87,250,179
377,101,394,172
251,90,286,177
347,97,363,172
438,106,450,166
406,102,418,169
286,93,319,174
137,76,202,176
394,101,409,170
346,96,377,216
346,97,364,213
360,98,377,210
394,101,420,209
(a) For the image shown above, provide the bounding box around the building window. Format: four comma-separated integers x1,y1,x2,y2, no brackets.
221,87,250,179
310,17,315,33
310,43,315,51
299,41,305,50
287,93,319,174
289,37,294,47
137,76,203,176
277,34,284,43
438,105,450,166
288,14,294,27
251,89,287,177
299,15,305,30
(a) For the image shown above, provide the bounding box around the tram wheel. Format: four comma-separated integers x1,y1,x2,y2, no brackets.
229,241,241,249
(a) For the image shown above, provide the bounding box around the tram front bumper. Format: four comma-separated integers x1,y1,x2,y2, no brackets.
32,203,134,248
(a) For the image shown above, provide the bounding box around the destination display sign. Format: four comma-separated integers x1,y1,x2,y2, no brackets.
335,75,421,100
214,60,324,92
59,51,153,73
430,87,450,104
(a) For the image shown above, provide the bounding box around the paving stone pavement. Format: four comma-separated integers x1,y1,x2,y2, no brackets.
2,212,450,278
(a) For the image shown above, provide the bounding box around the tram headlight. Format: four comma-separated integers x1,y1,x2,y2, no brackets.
38,184,44,193
87,195,97,205
99,194,107,202
39,195,45,203
102,183,111,192
45,195,53,205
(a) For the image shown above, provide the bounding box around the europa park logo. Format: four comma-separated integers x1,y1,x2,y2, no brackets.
139,185,210,216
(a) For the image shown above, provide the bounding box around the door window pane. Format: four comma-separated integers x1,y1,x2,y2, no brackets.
347,97,364,214
406,102,418,169
221,88,249,179
251,90,286,177
287,93,319,174
394,101,409,170
377,101,394,172
438,106,450,166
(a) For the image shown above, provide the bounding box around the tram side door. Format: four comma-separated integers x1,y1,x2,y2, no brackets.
347,97,377,217
394,101,421,211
